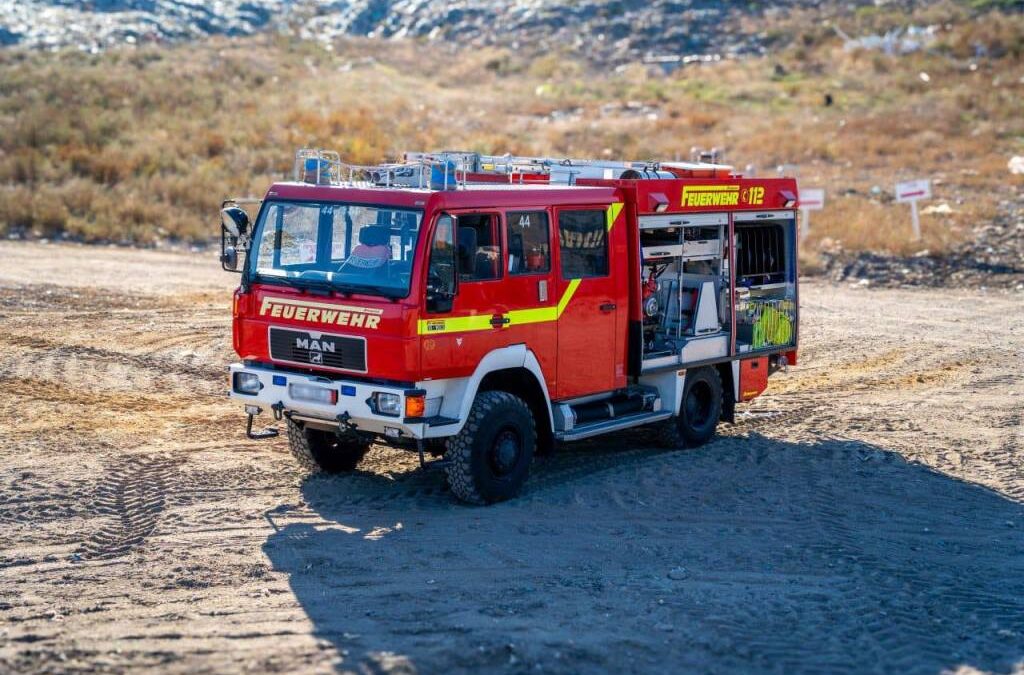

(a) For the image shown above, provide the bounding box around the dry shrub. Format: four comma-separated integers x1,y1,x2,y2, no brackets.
940,12,1024,59
804,195,957,257
31,190,71,237
0,148,43,184
57,179,100,216
0,186,34,234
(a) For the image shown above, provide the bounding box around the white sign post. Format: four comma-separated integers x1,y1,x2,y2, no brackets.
895,179,932,240
798,188,825,243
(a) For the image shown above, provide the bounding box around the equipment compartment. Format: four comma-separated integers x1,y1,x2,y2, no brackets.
734,216,797,354
638,216,730,369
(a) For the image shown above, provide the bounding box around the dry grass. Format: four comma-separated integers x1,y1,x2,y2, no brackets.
0,6,1021,264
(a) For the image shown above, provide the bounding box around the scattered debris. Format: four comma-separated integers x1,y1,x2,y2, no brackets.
1009,156,1024,176
921,203,954,216
667,566,689,580
837,24,939,56
820,197,1024,289
0,1,939,64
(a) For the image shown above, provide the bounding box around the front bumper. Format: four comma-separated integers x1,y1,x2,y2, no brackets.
228,363,427,440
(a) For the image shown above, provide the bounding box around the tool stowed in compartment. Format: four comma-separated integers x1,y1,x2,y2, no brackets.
739,298,796,349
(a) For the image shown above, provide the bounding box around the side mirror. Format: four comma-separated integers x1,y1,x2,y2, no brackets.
221,246,239,271
221,206,250,238
426,287,454,314
220,205,250,274
425,273,453,313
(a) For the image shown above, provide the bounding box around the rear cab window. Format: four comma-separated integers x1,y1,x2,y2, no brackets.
507,210,551,275
558,209,609,278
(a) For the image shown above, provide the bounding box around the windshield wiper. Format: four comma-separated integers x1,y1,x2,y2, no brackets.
257,275,401,299
257,274,334,295
332,282,403,299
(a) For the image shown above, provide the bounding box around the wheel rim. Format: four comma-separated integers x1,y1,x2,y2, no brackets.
488,427,522,478
684,381,713,428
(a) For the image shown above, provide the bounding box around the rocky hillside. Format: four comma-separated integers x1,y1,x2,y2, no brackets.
0,0,940,62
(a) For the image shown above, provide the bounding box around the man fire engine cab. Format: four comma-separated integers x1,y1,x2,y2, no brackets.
221,149,799,504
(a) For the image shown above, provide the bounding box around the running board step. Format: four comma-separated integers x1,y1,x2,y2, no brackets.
555,411,673,442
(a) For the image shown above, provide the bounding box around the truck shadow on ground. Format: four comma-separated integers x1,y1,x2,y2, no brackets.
262,433,1024,675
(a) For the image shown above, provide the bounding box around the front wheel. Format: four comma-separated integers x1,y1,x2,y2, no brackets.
444,391,536,505
657,366,723,448
287,418,370,474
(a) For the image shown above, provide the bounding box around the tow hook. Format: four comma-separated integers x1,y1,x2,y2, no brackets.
416,439,448,472
336,411,355,430
271,402,285,421
245,405,279,440
333,412,373,445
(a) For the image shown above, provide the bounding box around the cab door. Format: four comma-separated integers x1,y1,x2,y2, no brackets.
500,208,558,394
553,204,627,400
420,211,507,380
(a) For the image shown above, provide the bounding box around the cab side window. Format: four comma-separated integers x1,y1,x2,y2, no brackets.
507,211,550,275
457,214,501,282
558,210,608,278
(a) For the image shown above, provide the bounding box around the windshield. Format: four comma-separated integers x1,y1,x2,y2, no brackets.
248,201,423,297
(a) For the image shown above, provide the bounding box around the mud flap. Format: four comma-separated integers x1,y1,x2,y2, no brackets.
719,363,736,424
722,388,735,424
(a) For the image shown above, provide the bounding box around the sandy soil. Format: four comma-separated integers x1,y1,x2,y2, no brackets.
0,241,1022,675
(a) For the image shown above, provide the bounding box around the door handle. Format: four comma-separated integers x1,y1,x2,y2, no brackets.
490,315,511,327
600,302,617,313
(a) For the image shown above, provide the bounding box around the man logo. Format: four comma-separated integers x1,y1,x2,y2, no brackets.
296,337,336,353
297,336,334,365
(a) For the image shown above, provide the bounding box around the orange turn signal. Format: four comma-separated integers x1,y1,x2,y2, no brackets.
405,394,426,418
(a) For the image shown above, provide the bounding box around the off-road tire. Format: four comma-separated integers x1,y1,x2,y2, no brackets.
445,391,536,505
656,366,723,448
286,418,370,474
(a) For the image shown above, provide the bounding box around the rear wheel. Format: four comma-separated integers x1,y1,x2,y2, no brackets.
445,391,536,505
657,366,723,448
287,418,370,474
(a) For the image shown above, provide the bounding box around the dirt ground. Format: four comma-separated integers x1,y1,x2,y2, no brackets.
0,241,1022,675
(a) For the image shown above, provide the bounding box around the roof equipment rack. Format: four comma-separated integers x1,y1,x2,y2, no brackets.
293,148,737,190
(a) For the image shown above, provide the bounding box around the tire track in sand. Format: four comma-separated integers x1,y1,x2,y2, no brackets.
0,333,224,381
77,456,180,560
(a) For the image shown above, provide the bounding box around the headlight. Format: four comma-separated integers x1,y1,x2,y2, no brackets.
373,392,402,417
233,372,262,395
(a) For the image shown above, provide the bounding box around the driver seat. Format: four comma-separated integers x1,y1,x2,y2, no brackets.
346,226,390,271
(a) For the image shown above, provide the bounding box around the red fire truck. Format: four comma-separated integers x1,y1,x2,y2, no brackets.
220,150,799,504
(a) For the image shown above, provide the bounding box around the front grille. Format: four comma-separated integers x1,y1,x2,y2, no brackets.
269,327,366,372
